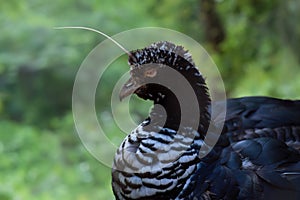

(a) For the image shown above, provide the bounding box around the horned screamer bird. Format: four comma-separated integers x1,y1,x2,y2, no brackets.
112,41,300,200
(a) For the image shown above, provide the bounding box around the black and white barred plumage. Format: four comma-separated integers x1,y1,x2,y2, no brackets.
112,42,300,200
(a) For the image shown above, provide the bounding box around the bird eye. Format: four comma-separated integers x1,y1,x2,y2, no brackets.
144,68,157,77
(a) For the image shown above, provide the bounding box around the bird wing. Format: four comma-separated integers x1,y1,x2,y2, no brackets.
231,137,300,200
212,96,300,151
194,97,300,199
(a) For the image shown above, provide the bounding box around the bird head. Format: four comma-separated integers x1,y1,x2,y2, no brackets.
119,41,207,104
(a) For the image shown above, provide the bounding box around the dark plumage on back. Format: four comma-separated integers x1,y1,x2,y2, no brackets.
215,97,300,150
112,41,300,200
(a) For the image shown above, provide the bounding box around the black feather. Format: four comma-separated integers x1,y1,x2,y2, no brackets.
112,41,300,200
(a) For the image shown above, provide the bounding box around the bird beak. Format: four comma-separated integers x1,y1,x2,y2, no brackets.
119,77,140,101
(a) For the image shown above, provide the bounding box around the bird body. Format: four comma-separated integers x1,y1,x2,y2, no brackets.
112,42,300,200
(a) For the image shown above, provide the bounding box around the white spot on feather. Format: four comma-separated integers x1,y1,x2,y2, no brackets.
241,158,256,170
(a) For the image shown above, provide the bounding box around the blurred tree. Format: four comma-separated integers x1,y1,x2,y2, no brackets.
200,0,225,52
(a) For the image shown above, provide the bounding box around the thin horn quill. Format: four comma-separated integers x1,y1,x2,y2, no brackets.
53,26,132,56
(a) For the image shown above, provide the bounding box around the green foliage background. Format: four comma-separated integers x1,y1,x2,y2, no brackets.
0,0,299,199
